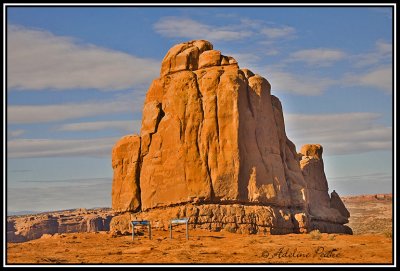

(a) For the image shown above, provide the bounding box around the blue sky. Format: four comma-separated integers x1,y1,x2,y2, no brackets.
5,5,394,212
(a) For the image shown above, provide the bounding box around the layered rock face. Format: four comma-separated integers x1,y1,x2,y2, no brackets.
7,208,114,243
111,40,351,234
111,135,141,212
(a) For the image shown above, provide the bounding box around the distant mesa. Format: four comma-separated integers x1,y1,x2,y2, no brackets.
111,40,352,235
7,208,113,243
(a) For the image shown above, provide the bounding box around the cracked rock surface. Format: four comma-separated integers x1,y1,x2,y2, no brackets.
111,40,351,234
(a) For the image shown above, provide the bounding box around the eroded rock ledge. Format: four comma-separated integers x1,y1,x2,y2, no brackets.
111,40,351,234
7,208,113,243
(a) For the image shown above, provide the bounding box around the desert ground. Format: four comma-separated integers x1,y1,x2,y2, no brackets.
6,230,392,264
7,194,393,265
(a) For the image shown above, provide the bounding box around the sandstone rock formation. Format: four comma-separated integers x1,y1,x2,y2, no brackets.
7,208,114,243
111,40,351,234
299,144,351,232
111,135,141,212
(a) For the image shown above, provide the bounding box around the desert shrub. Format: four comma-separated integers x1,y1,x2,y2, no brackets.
224,225,236,233
309,229,322,240
328,234,336,241
248,239,259,244
384,231,392,238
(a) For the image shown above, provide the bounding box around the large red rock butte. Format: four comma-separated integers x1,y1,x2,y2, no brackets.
111,40,352,234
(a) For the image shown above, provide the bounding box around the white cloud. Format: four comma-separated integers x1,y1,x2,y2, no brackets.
7,129,25,138
241,19,295,54
8,100,131,124
376,40,392,54
264,49,280,56
8,177,111,212
327,172,392,196
328,172,392,183
224,52,261,70
285,112,392,155
8,91,145,124
154,16,297,45
288,48,346,66
57,120,142,134
344,65,392,94
266,69,335,95
353,40,392,67
7,137,121,158
154,17,252,41
261,26,295,39
8,25,160,91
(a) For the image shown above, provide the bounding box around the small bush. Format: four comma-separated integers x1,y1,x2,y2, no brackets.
224,225,236,233
384,231,392,238
248,239,259,244
309,229,322,240
328,234,336,241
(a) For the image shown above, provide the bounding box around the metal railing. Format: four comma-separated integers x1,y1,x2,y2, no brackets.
131,220,152,240
169,218,189,240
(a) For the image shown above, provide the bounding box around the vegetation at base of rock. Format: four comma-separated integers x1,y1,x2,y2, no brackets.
309,230,322,240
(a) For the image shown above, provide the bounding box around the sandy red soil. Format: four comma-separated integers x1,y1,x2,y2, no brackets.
7,229,392,264
7,194,393,265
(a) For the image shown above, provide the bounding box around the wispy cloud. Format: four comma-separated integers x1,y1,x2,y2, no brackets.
287,48,346,66
17,177,111,185
7,137,120,158
224,52,262,70
343,65,392,94
56,120,142,134
7,129,25,138
352,40,392,68
8,177,111,212
8,169,32,173
153,16,296,44
328,172,392,182
266,68,335,95
328,176,392,196
261,25,295,39
7,92,144,124
8,25,159,91
327,172,392,196
240,18,296,40
8,101,129,124
376,40,392,54
154,17,253,41
285,112,392,155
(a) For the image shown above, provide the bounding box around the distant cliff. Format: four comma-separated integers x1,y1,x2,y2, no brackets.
7,208,114,243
